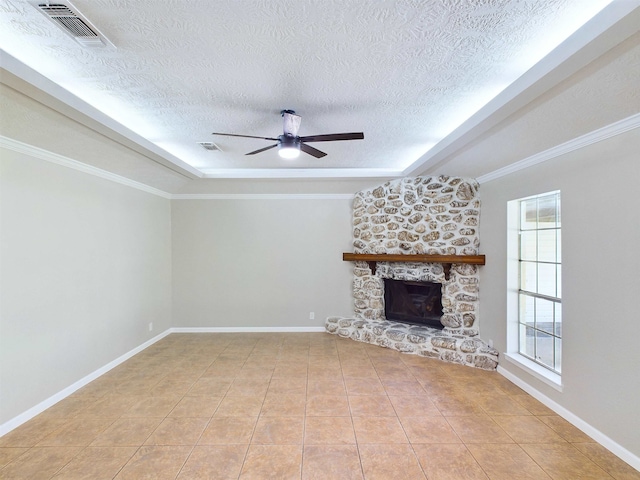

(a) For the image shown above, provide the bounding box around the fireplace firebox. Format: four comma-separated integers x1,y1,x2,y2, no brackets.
383,278,444,329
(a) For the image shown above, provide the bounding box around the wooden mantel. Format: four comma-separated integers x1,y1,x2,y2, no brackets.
342,253,485,280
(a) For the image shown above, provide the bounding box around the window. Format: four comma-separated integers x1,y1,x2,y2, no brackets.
517,191,562,374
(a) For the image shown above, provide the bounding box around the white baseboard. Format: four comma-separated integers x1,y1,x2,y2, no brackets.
0,326,329,437
497,366,640,471
171,326,327,333
0,329,172,437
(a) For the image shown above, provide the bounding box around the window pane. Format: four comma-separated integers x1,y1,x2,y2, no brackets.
520,231,537,261
520,324,535,359
538,263,557,297
516,191,561,375
519,294,535,327
538,195,557,225
556,264,562,298
521,199,538,230
556,195,561,227
554,303,562,337
535,298,554,334
555,337,562,372
521,262,537,292
537,229,556,263
535,330,554,369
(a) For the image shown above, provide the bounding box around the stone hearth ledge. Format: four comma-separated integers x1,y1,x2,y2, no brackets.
325,316,499,370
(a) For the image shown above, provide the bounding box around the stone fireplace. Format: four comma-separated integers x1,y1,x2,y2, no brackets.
326,176,499,370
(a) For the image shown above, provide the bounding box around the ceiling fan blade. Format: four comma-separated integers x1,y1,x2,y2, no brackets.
212,132,279,141
300,143,327,158
245,144,278,155
282,111,301,137
299,132,364,142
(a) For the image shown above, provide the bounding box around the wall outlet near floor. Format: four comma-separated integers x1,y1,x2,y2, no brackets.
309,312,315,320
148,322,153,332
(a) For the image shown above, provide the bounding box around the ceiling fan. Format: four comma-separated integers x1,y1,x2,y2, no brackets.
212,110,364,159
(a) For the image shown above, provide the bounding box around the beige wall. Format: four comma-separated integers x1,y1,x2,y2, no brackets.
478,127,640,457
2,27,638,463
171,198,354,328
0,148,172,425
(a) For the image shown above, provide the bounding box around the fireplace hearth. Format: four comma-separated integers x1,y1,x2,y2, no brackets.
384,278,443,329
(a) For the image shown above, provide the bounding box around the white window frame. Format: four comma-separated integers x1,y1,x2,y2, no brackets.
506,191,562,391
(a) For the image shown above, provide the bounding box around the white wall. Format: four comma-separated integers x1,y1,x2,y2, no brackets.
479,127,640,457
171,198,354,328
0,148,172,425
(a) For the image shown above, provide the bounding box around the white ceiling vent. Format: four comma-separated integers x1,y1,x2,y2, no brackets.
30,1,115,48
197,142,222,152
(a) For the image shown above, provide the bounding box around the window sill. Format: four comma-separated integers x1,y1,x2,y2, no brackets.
504,353,563,392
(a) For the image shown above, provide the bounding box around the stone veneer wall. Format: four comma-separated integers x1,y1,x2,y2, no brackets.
326,176,499,370
352,176,481,256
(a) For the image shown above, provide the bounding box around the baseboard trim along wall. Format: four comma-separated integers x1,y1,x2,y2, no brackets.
171,327,327,333
497,366,640,471
0,329,172,437
0,326,324,437
3,328,637,473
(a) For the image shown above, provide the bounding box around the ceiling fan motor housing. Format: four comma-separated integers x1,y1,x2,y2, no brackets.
278,135,300,147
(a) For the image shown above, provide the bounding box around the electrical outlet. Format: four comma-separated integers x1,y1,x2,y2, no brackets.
148,322,153,332
309,312,315,320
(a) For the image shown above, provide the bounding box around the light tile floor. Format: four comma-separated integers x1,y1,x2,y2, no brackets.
1,332,638,479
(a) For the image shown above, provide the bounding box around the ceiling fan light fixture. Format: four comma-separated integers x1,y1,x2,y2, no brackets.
279,145,300,159
278,136,301,159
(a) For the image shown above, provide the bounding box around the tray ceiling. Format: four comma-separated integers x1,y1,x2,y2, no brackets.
0,0,622,179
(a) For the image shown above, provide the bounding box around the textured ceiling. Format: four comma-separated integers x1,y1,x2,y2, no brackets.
0,0,626,179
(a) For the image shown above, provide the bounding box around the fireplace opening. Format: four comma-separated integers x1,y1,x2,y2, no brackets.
383,278,444,330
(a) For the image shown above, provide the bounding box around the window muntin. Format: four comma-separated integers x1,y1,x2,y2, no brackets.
518,192,561,373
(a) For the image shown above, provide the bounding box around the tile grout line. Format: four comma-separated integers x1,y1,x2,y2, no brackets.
171,351,221,480
341,344,368,480
1,333,635,479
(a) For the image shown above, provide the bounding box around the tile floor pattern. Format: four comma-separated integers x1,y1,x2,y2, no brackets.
1,332,638,479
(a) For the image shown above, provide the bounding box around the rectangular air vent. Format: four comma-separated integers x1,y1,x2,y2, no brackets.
197,142,222,152
31,1,114,48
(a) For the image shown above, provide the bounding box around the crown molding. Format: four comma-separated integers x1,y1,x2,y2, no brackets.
201,168,402,179
477,112,640,184
6,111,638,195
172,193,354,200
0,136,172,199
1,137,356,200
405,1,640,177
1,51,202,179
